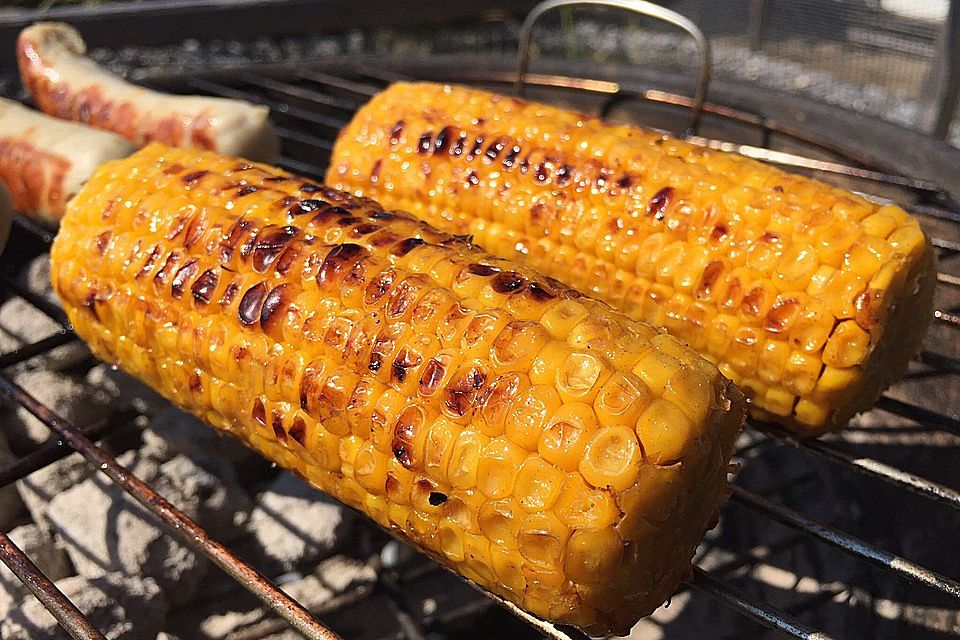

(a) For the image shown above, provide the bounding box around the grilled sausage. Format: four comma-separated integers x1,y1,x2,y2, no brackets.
0,97,135,225
17,22,280,162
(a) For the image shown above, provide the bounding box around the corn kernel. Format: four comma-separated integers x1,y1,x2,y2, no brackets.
504,384,562,451
636,399,695,465
823,320,871,368
554,473,619,529
579,425,642,492
518,511,571,570
539,299,590,338
555,351,612,404
515,456,566,512
564,527,624,585
538,403,601,471
477,438,527,498
478,498,521,547
593,371,653,429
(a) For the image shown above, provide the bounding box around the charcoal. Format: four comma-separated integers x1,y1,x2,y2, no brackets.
86,363,168,416
0,524,72,619
281,555,377,610
0,297,89,372
6,368,113,453
45,449,248,605
240,471,354,576
141,405,257,469
1,572,166,640
16,451,91,531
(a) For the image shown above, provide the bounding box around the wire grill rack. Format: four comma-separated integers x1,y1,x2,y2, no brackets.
1,57,960,640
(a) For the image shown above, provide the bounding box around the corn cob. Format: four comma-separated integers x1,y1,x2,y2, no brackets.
328,82,936,435
51,143,745,635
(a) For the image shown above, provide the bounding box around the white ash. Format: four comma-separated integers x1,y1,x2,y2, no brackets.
0,297,89,372
86,363,169,417
240,471,354,576
0,432,26,531
5,368,113,453
142,405,258,470
0,523,72,619
16,255,58,307
1,572,166,640
16,451,91,531
281,555,377,611
44,449,250,606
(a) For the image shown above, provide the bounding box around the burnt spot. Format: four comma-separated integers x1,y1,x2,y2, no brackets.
451,131,468,156
133,245,159,279
711,223,729,241
370,159,382,183
264,175,291,183
615,174,637,189
434,126,455,154
648,186,674,219
83,291,99,320
233,163,254,172
369,330,397,373
773,185,784,193
318,244,367,288
391,348,423,385
386,279,424,319
370,211,398,220
502,145,522,170
235,184,260,198
288,416,307,446
761,231,780,243
555,164,573,186
534,161,551,183
484,137,509,163
741,286,767,316
526,282,556,302
274,245,301,276
491,271,526,294
418,355,449,396
153,252,182,288
95,230,112,255
300,183,323,193
252,398,266,426
189,372,203,394
182,170,209,184
389,120,405,146
854,288,882,329
764,298,801,333
428,492,448,506
392,444,412,468
260,284,291,331
191,268,220,305
170,259,199,300
465,171,479,187
467,263,500,277
417,131,434,154
184,217,207,248
220,219,255,262
352,223,381,236
238,281,268,325
272,411,288,443
163,162,185,175
697,260,724,298
166,213,192,241
311,205,351,226
391,406,423,469
468,135,485,160
443,367,487,417
252,226,298,272
219,281,241,306
369,231,403,249
365,269,396,306
392,237,425,257
289,198,324,216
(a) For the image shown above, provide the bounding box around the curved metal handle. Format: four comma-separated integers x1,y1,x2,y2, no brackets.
514,0,712,135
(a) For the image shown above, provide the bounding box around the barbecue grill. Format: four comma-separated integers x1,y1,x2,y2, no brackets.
0,1,958,639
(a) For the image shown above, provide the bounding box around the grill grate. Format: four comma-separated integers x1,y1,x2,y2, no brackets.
1,57,959,640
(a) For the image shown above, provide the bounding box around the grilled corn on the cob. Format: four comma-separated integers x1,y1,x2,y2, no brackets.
329,82,936,435
51,144,745,635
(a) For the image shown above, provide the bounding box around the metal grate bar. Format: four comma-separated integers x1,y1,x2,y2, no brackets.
756,423,960,511
730,486,960,599
0,372,342,640
0,532,107,640
0,331,76,369
686,567,836,640
0,271,70,326
875,396,960,434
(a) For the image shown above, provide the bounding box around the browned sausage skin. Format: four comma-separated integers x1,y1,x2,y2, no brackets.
17,22,280,162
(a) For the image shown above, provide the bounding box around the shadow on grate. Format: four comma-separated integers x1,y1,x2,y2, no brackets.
0,60,958,640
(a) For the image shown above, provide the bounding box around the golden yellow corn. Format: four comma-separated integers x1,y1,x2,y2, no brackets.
328,82,937,435
51,144,745,635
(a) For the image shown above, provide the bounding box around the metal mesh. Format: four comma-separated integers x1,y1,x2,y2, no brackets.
0,61,958,639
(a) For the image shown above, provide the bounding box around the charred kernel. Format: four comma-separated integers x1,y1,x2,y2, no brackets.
465,171,479,187
83,291,99,320
191,268,220,304
615,174,636,189
189,372,202,393
428,492,448,506
764,298,801,333
289,199,324,216
365,269,396,305
389,120,405,146
484,137,508,163
220,219,255,262
711,223,729,240
370,231,403,248
526,282,556,302
299,183,322,193
854,288,883,329
502,145,521,169
311,204,351,225
153,252,181,287
370,159,382,182
272,412,288,443
451,131,468,156
444,368,487,416
288,416,307,445
95,230,112,254
467,263,501,277
761,231,780,243
417,132,433,154
491,271,526,294
136,246,162,279
318,244,366,287
260,284,291,328
534,161,551,182
391,348,423,384
434,126,455,154
238,281,268,325
235,184,259,198
468,135,485,159
648,186,674,219
252,398,266,425
419,355,449,396
252,226,298,272
697,260,724,298
741,287,766,316
170,259,199,300
163,162,185,175
232,163,254,172
555,164,573,185
219,281,241,306
370,211,397,220
184,217,206,248
182,170,208,184
352,223,381,236
263,175,290,183
392,237,425,257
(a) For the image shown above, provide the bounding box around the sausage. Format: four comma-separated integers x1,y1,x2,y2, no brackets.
0,98,136,225
17,22,280,162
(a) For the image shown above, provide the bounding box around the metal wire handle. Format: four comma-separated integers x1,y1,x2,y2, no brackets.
514,0,712,135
